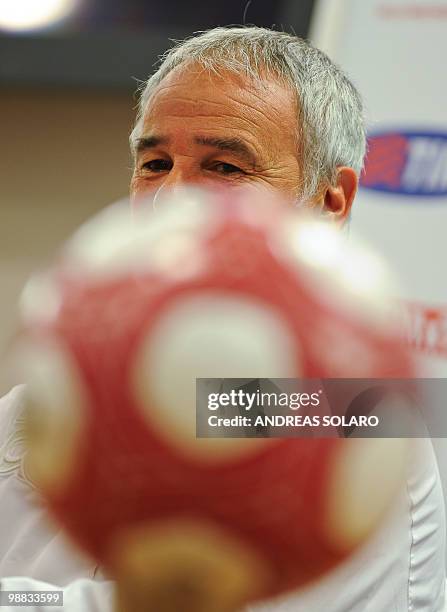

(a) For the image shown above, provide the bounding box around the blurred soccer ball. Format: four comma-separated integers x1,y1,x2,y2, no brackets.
15,188,413,612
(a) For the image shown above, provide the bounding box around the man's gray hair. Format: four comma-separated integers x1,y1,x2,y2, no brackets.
130,26,366,199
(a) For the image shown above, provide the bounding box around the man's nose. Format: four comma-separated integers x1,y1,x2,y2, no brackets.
152,165,202,209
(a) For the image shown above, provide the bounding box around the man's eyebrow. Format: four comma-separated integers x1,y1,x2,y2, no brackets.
135,134,258,167
135,135,169,153
194,136,257,166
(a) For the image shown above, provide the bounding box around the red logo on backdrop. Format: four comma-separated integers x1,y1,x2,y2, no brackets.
361,130,447,197
405,302,447,358
362,133,409,190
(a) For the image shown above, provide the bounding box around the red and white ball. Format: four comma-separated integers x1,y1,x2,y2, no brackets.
16,188,412,612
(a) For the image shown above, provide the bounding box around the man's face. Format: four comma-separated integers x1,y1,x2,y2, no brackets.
130,65,303,206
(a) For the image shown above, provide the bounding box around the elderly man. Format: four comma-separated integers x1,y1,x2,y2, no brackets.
0,26,445,611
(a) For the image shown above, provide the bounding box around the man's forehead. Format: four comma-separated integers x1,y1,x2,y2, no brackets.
143,63,296,118
151,63,257,95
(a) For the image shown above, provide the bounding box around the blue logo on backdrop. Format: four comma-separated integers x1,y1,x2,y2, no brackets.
361,130,447,198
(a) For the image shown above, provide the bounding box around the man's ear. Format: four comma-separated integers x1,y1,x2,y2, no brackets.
322,166,358,223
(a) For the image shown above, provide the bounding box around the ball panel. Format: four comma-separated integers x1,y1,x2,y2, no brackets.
19,273,62,327
63,190,217,282
111,519,273,612
19,340,87,493
272,218,401,335
133,292,298,460
324,438,409,551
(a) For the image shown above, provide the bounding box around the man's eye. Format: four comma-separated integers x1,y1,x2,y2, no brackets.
211,162,244,175
141,159,172,172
